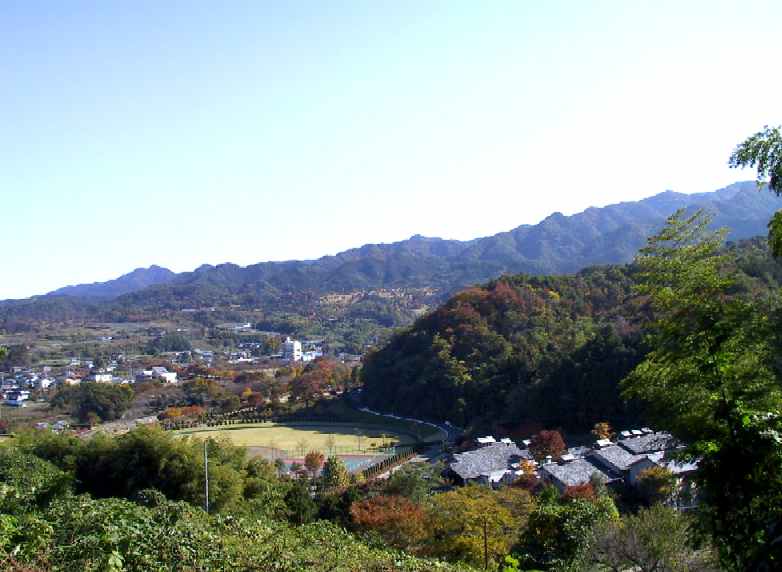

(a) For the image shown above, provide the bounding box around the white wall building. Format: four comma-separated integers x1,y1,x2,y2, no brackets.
282,337,303,362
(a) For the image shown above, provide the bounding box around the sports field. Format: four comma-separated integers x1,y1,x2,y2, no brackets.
177,422,412,457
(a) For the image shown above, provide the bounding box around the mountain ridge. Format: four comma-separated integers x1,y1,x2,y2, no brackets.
5,181,779,317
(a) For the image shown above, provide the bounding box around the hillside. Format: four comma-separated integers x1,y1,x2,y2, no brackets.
47,265,176,298
360,237,782,432
112,181,782,305
2,181,780,335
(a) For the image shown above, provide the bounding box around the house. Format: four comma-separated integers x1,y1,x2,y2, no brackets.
588,445,644,479
448,440,532,486
151,367,177,384
86,372,114,383
5,390,30,407
282,337,303,362
539,458,610,492
617,431,678,455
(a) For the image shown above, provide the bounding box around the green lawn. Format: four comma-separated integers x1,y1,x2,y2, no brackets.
177,422,409,456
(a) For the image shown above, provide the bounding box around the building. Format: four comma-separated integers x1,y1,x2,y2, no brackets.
5,390,30,407
151,367,177,383
281,337,303,362
448,439,532,486
539,458,610,492
588,445,644,480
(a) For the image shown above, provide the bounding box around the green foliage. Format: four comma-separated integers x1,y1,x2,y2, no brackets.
383,462,445,503
145,331,192,354
321,456,350,490
362,267,644,430
622,210,782,570
730,125,782,256
696,406,782,570
0,449,71,515
284,481,317,525
730,125,782,195
590,504,716,571
622,210,781,445
518,495,619,570
50,383,135,423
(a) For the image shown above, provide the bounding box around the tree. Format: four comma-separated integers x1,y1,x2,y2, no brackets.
591,421,614,441
284,481,317,525
303,451,324,479
51,384,135,423
519,494,619,570
425,484,518,569
350,495,426,549
590,504,716,572
529,430,566,461
730,126,782,256
320,456,350,490
636,466,677,506
621,210,782,570
622,210,780,444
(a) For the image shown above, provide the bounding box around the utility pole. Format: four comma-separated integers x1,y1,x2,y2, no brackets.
204,439,209,514
483,516,488,570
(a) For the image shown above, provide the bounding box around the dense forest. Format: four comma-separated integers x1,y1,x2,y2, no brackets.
362,237,782,433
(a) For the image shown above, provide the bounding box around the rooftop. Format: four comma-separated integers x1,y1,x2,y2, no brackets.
618,432,678,455
540,459,609,489
450,442,530,481
590,445,643,474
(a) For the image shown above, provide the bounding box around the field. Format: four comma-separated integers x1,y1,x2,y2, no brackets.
177,422,412,458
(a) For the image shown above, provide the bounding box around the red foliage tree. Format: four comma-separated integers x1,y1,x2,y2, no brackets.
562,483,596,502
350,495,426,549
529,430,567,461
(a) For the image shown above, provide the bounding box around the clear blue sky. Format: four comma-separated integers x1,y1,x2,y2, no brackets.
2,0,780,299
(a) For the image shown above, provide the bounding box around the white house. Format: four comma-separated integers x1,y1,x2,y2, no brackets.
282,337,303,362
151,367,177,384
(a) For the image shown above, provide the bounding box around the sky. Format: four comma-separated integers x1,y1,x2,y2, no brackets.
1,0,781,300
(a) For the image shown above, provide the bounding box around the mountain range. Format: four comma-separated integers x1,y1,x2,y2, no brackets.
39,181,782,300
1,181,780,330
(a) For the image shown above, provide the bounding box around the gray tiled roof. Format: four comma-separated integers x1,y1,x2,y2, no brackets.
618,432,677,454
589,445,643,473
642,451,699,475
449,442,529,480
540,459,609,488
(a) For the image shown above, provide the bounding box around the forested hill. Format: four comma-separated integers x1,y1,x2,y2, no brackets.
47,265,176,298
360,238,782,433
36,181,782,303
2,181,779,329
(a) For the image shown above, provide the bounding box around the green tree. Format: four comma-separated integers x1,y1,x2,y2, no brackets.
622,210,782,570
730,125,782,255
622,210,780,444
51,383,135,423
519,495,619,570
320,456,350,490
590,504,716,572
284,481,317,525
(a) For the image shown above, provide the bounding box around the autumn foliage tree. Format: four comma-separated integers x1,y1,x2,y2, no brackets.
350,495,426,549
303,450,325,479
529,430,566,461
591,422,614,441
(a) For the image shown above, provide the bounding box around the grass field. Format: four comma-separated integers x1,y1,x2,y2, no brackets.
177,422,411,456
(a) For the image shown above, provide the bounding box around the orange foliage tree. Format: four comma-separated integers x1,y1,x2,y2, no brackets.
350,495,427,549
